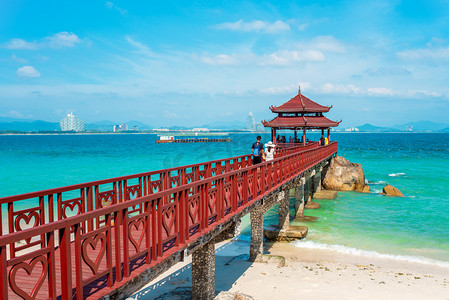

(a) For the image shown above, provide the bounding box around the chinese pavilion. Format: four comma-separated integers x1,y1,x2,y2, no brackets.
262,86,341,145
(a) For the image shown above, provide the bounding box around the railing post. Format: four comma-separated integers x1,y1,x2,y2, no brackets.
123,208,130,277
0,245,8,300
86,186,94,231
144,199,151,263
59,226,72,300
114,209,122,282
74,223,83,300
178,191,186,245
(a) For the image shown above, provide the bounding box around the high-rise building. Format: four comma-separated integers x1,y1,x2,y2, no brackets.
60,112,85,132
246,112,256,131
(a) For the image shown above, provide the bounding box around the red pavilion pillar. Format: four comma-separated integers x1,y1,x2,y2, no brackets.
302,127,306,145
327,128,330,141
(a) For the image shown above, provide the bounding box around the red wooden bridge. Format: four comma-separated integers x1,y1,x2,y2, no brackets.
0,141,337,299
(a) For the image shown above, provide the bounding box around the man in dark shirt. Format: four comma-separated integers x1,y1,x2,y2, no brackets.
320,135,326,146
251,136,264,165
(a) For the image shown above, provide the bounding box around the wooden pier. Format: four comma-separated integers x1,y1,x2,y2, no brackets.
0,142,337,299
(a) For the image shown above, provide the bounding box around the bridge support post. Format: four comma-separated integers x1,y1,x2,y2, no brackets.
249,207,264,262
192,241,215,300
314,167,322,193
294,178,305,218
278,189,290,230
304,177,311,205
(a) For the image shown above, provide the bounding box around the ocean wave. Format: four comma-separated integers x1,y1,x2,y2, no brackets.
388,173,406,177
366,179,386,185
291,240,449,268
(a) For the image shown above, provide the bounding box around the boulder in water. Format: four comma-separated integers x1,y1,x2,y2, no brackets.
305,201,320,209
322,156,369,192
382,184,404,197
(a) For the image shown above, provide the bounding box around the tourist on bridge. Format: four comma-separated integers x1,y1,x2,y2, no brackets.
251,135,264,165
265,141,275,161
320,135,326,146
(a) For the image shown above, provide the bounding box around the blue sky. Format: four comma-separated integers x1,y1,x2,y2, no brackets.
1,0,449,127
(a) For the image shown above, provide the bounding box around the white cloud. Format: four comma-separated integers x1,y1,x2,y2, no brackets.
47,32,81,48
214,20,290,33
201,54,240,66
125,36,156,57
407,89,441,97
308,36,346,53
257,82,442,99
106,1,128,15
259,84,297,95
318,83,361,94
298,23,309,31
367,87,395,96
4,39,38,50
263,49,325,65
397,45,449,61
16,66,41,78
11,54,28,63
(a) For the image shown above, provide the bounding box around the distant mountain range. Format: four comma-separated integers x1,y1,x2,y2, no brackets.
341,121,449,132
1,117,448,133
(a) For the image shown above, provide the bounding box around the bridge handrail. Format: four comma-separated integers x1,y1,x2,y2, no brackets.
0,143,312,204
0,142,312,257
0,142,334,246
0,142,337,299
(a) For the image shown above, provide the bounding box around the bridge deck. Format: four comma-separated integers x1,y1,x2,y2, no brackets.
0,142,337,299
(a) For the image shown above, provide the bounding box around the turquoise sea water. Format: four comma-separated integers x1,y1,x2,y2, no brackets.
1,133,448,266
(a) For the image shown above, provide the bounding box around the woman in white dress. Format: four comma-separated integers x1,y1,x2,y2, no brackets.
265,141,275,161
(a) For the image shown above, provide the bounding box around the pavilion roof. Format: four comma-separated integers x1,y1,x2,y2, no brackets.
270,88,331,113
262,115,341,129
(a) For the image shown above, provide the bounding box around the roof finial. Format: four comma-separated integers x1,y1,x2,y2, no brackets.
298,85,301,95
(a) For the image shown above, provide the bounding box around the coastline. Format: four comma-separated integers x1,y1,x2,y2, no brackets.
131,238,449,299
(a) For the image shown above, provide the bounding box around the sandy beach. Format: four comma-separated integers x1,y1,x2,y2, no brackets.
130,238,449,300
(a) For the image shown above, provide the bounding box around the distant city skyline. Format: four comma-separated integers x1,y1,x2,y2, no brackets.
1,1,449,128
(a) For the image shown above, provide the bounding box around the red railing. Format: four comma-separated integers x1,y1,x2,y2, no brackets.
0,142,337,299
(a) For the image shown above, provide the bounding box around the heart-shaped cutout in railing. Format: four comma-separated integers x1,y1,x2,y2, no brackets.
127,186,140,200
162,207,175,237
208,191,216,213
224,187,231,206
10,255,48,300
128,218,145,253
82,233,106,275
15,211,40,244
62,201,81,219
188,199,199,223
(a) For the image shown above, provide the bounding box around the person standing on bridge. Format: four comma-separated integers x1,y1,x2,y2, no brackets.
252,135,264,165
320,135,326,146
265,141,275,162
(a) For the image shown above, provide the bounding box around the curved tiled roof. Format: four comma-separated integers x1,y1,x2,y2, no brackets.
262,116,341,128
270,90,331,113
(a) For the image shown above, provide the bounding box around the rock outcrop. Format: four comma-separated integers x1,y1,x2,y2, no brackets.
264,225,308,241
305,201,321,209
322,156,370,192
312,190,338,200
382,184,404,197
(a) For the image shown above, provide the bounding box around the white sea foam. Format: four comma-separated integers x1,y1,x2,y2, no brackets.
388,172,406,177
366,179,386,185
291,240,449,268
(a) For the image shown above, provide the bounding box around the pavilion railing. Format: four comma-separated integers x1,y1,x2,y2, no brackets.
0,142,337,299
